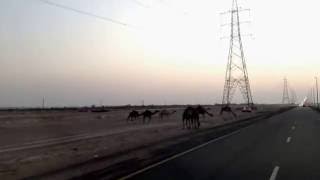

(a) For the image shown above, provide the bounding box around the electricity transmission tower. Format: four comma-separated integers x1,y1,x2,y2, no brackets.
290,88,297,104
42,97,45,109
313,87,316,105
221,0,254,109
282,78,290,104
309,87,315,106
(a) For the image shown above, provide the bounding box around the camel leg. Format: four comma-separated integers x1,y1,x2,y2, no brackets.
232,111,237,118
185,119,188,129
190,119,194,129
182,119,186,129
220,109,224,115
191,119,194,129
195,119,198,129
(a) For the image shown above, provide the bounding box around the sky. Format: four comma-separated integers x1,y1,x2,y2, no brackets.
1,0,320,107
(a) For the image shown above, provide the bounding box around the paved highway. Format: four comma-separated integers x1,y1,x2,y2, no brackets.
123,107,320,180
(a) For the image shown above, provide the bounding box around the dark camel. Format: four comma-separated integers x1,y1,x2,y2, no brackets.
220,106,237,118
127,110,140,122
159,109,177,120
182,106,200,129
141,110,160,123
196,105,213,119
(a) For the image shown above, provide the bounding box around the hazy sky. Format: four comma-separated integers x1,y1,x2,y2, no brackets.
1,0,320,107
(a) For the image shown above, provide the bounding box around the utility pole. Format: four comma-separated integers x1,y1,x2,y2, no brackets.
42,97,45,109
316,77,319,108
221,0,254,110
312,87,316,106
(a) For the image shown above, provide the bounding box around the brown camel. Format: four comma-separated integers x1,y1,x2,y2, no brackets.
159,109,177,120
127,110,140,122
220,106,237,118
141,110,160,123
196,105,213,119
182,106,200,129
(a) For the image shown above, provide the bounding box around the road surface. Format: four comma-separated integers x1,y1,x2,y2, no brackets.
123,107,320,180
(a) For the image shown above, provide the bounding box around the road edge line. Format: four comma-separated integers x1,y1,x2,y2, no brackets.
269,166,280,180
286,137,291,143
118,129,242,180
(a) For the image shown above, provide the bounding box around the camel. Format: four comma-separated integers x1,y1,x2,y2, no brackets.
182,106,200,129
220,106,237,118
127,110,140,122
196,105,213,119
141,110,160,123
159,109,177,120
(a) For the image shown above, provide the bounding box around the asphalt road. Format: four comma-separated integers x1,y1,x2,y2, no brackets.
124,107,320,180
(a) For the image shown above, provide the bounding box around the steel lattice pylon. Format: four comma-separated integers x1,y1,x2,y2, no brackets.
222,0,254,108
282,78,290,104
290,88,297,104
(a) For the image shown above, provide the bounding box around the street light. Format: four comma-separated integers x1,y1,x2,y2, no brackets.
315,77,319,109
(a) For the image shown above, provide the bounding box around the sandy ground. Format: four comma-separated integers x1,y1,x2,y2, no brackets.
0,105,285,179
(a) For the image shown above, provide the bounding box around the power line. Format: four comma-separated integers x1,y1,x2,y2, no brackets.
38,0,136,28
158,0,189,15
131,0,151,8
132,0,189,15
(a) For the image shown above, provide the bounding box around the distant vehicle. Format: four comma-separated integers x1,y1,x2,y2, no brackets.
91,108,109,113
78,107,90,112
241,106,252,113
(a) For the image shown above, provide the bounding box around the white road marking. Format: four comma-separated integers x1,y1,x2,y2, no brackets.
269,166,280,180
119,129,243,180
286,137,291,143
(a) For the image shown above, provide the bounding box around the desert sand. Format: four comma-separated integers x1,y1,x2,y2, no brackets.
0,105,286,179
